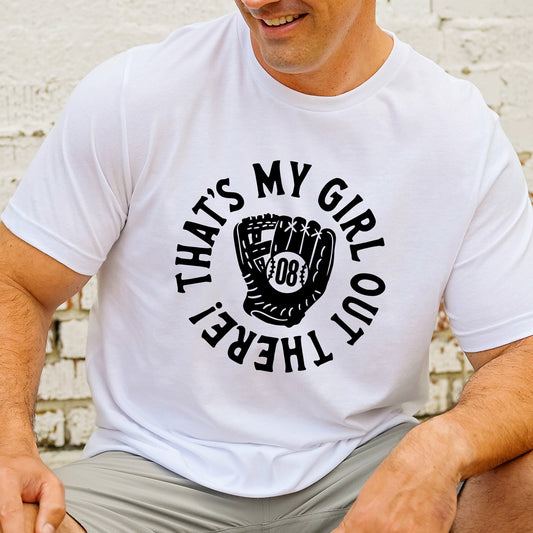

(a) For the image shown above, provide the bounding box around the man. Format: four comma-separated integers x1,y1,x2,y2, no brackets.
0,0,532,531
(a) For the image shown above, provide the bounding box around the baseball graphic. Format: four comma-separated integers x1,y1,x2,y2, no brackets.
266,251,309,294
234,214,336,327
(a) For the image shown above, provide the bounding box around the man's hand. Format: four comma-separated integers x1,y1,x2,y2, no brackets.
332,447,457,531
332,420,462,533
0,451,65,533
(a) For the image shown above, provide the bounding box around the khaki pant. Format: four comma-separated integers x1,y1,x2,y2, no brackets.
55,422,416,533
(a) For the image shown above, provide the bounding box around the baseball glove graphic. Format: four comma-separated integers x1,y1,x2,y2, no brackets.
233,214,336,327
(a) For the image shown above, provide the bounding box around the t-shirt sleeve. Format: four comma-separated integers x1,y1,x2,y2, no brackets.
1,51,133,276
444,119,533,352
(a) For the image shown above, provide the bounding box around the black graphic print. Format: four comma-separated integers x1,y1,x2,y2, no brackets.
175,163,387,371
234,214,336,327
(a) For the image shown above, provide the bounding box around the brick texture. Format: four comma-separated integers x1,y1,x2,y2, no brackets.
0,1,531,465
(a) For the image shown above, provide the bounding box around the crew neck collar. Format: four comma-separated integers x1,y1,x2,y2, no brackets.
235,13,409,112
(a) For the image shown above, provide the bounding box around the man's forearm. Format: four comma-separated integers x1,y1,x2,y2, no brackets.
0,276,53,451
0,224,90,450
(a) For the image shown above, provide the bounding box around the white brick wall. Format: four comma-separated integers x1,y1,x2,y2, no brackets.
1,1,531,463
38,360,91,401
59,320,90,359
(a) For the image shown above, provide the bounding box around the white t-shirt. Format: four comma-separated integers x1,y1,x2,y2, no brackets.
3,13,533,497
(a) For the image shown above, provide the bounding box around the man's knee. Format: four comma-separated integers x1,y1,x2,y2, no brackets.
56,512,86,533
452,450,533,533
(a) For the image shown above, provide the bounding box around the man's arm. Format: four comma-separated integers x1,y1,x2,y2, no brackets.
332,335,533,532
0,223,90,533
